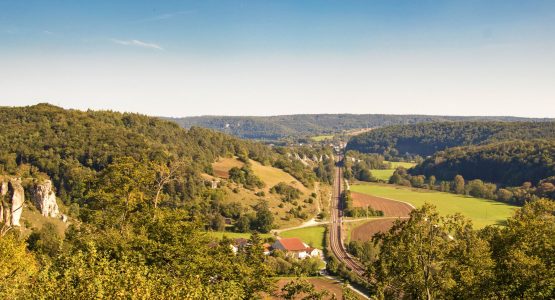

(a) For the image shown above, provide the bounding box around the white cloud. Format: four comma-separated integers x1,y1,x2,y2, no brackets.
137,10,195,22
111,39,164,50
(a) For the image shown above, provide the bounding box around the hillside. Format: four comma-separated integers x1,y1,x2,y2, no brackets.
0,104,282,206
346,121,555,157
410,139,555,187
210,157,321,228
165,114,552,141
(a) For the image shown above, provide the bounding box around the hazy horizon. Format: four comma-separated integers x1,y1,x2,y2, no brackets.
1,1,554,117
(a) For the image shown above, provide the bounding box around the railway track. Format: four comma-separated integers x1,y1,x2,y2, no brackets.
329,155,367,278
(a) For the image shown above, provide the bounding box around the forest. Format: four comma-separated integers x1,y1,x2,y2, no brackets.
410,139,555,187
346,121,555,157
166,115,551,141
0,104,336,298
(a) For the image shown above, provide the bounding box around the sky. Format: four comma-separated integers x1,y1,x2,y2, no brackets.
0,0,554,117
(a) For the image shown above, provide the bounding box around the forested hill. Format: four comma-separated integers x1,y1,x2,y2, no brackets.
346,121,555,157
165,114,552,141
0,104,310,205
410,139,555,188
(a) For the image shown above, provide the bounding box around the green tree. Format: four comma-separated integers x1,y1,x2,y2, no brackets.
253,200,274,233
484,199,555,299
371,203,493,299
86,156,155,228
27,222,62,257
0,233,38,299
453,175,465,194
428,175,436,189
281,278,328,300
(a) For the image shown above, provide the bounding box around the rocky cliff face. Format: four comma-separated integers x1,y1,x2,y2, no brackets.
0,178,25,227
33,180,59,218
0,180,8,225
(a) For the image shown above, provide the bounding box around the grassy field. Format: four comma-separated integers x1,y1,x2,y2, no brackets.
249,159,310,194
387,161,417,169
280,226,325,249
205,231,273,240
212,157,244,178
370,161,417,181
350,183,518,228
311,135,334,142
210,157,319,229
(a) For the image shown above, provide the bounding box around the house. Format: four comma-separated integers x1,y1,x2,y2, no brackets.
271,238,320,259
230,238,250,254
262,243,272,255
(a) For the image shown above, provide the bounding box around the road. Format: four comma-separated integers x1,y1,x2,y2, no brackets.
329,154,367,278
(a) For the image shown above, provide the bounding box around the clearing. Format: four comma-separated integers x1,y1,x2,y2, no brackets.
370,161,417,181
205,231,273,240
350,183,518,228
311,135,334,142
212,157,244,178
210,157,320,228
280,226,325,249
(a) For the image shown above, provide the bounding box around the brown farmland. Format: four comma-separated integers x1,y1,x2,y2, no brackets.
269,277,363,299
351,218,400,242
351,191,412,217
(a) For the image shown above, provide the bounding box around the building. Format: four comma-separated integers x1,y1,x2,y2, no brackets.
271,237,320,259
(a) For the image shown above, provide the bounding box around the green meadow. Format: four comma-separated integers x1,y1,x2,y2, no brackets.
370,161,417,181
350,183,518,228
205,231,273,240
280,226,326,249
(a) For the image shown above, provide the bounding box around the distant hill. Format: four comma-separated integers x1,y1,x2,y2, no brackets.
165,114,553,141
410,139,555,187
346,121,555,157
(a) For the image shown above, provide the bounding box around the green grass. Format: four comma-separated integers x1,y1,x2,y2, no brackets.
311,135,334,141
205,231,273,240
386,161,417,169
370,169,395,181
280,226,325,249
370,161,417,181
350,183,518,228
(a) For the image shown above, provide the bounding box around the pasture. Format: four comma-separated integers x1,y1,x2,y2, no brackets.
280,225,325,249
205,231,273,240
350,183,518,228
311,135,334,141
370,161,417,181
210,157,319,229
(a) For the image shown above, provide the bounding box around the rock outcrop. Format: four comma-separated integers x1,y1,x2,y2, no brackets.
9,178,25,226
0,180,8,225
33,180,59,218
1,178,25,227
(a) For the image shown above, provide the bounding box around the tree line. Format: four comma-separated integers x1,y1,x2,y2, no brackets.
347,121,555,157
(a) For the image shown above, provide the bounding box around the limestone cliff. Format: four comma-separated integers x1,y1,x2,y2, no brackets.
0,178,25,227
33,179,60,218
0,180,8,226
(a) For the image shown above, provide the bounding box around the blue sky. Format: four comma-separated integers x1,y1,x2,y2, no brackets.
1,0,554,117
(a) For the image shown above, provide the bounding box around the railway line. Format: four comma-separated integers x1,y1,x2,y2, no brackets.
329,155,367,278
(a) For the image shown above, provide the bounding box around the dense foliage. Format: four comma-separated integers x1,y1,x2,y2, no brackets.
369,200,555,299
411,139,555,187
167,115,549,141
347,121,555,157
